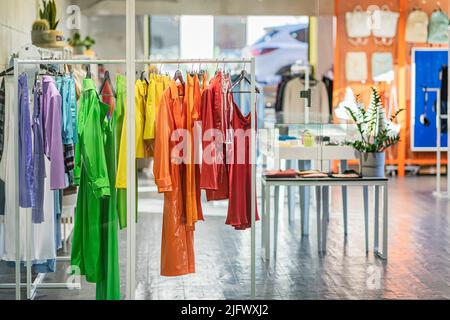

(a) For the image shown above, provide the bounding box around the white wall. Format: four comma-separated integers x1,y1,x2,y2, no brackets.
0,0,71,69
0,0,38,68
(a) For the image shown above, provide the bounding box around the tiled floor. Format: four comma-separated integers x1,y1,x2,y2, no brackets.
1,175,450,300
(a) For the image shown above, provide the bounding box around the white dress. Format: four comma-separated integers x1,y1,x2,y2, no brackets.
1,77,56,265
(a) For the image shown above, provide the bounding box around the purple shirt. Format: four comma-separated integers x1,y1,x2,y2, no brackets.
41,76,65,190
32,79,46,223
18,74,33,207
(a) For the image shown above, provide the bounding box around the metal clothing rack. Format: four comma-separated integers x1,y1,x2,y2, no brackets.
3,55,257,300
3,0,258,300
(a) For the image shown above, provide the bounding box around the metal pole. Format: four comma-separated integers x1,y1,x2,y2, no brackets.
448,27,450,197
135,58,252,65
26,209,32,299
437,90,441,194
250,57,256,300
126,0,137,300
16,59,126,65
13,58,21,300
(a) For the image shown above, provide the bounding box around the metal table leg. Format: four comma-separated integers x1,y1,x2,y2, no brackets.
316,186,322,253
374,186,380,253
299,160,311,236
376,183,388,260
265,183,271,261
363,186,369,255
340,160,348,237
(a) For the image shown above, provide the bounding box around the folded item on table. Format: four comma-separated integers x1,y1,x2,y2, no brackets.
278,135,298,141
300,172,329,178
330,170,362,178
264,169,298,178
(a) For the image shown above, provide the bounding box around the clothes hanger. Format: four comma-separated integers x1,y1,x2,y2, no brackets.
99,70,116,97
86,64,92,79
0,66,14,77
173,64,185,85
229,69,260,94
173,65,185,97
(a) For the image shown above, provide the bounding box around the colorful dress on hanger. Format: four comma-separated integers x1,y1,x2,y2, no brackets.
184,73,203,229
200,72,229,201
154,80,195,276
97,90,120,300
114,75,127,230
72,79,120,300
226,96,260,230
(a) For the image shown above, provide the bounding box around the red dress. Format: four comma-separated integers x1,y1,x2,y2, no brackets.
226,97,259,230
200,73,229,201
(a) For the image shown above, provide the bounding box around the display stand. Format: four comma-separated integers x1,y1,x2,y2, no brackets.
4,0,258,300
5,55,257,300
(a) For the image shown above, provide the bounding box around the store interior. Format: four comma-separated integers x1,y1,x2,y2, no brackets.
0,0,449,300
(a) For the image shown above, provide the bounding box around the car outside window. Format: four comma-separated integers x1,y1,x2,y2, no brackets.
255,30,279,45
290,28,308,43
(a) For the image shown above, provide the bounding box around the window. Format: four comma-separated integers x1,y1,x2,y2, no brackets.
254,30,279,45
290,28,308,43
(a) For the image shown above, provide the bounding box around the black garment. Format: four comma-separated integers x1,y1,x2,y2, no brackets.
440,65,448,133
0,79,5,162
322,75,334,116
0,79,5,216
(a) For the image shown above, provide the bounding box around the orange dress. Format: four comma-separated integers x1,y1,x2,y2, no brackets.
184,74,204,229
154,80,195,276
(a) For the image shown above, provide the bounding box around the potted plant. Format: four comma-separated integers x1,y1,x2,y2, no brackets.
32,0,64,48
345,87,404,177
68,33,96,55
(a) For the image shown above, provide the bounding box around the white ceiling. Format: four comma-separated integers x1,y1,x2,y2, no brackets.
71,0,334,16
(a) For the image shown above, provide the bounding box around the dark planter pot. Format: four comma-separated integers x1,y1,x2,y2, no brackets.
360,152,385,177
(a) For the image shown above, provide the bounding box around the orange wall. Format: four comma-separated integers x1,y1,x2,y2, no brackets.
333,0,449,174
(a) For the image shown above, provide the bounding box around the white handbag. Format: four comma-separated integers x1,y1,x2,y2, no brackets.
372,5,399,46
346,52,368,82
405,9,429,43
372,52,394,83
346,6,371,45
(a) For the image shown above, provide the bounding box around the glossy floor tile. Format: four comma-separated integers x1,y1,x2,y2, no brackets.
1,176,449,300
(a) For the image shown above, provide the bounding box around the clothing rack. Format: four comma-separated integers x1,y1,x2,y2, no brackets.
4,56,257,300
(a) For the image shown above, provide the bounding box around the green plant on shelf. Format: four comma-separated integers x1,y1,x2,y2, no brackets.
345,87,404,153
68,33,96,51
39,0,59,30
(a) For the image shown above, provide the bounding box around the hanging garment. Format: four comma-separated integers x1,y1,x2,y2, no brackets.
184,73,203,229
154,80,195,276
56,76,77,186
31,79,46,223
200,72,229,201
97,90,120,300
42,76,66,190
1,77,56,269
226,97,259,230
115,79,148,229
114,75,127,230
18,74,34,208
144,73,157,141
72,78,111,284
100,76,116,119
116,79,148,189
0,79,5,216
231,76,265,129
282,77,330,123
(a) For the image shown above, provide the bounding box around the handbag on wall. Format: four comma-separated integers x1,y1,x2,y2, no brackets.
372,5,399,46
405,9,429,43
346,6,371,46
345,52,368,82
428,9,449,44
372,52,394,82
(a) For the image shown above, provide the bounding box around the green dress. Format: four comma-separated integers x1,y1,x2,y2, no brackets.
115,75,127,230
72,79,120,300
